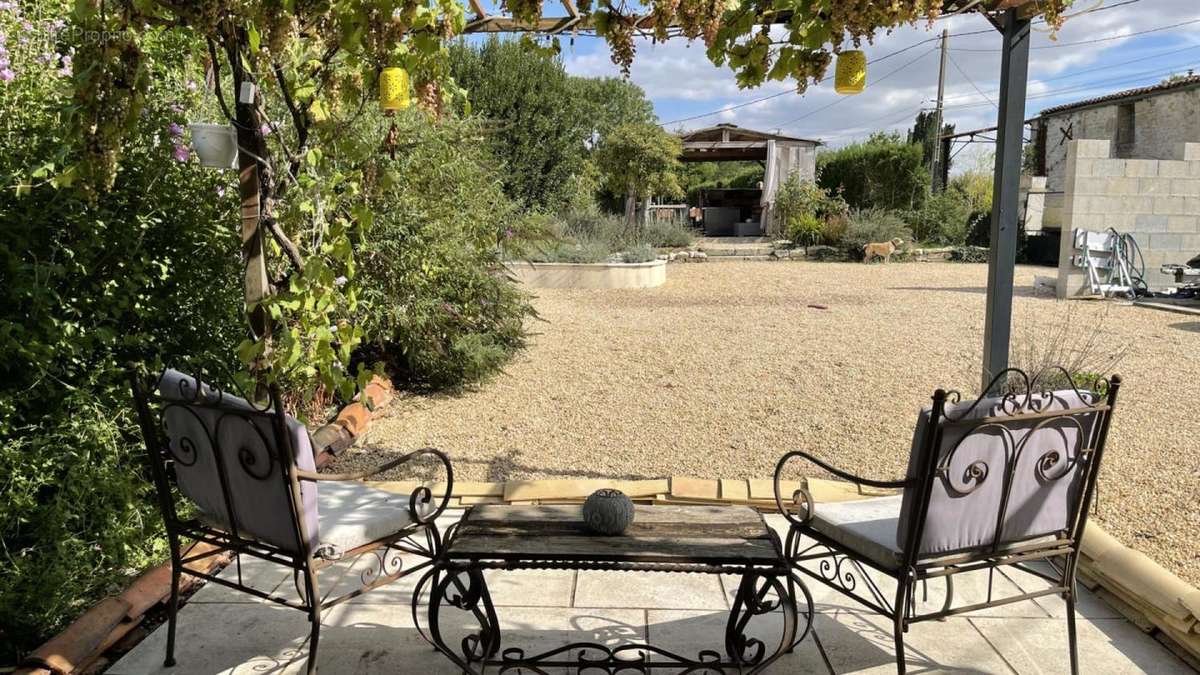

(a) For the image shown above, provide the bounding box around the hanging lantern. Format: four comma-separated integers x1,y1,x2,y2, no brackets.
834,50,866,95
379,67,411,112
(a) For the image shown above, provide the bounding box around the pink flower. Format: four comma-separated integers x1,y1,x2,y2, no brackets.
260,122,273,136
0,68,14,82
172,145,190,162
167,122,184,137
186,80,198,92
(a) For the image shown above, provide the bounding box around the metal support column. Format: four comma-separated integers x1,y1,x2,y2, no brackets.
981,9,1030,393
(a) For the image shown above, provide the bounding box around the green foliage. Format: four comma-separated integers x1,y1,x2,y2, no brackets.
706,1,1075,92
529,210,690,263
901,163,992,245
907,110,954,174
0,9,243,658
642,218,696,248
903,190,974,245
949,246,990,263
356,111,536,391
817,133,929,211
595,123,684,226
678,160,765,203
772,173,849,243
449,38,590,212
620,244,658,263
840,209,913,259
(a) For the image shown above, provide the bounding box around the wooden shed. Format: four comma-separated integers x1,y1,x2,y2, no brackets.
679,124,821,235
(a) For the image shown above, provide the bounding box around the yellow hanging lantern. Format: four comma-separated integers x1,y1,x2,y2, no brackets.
380,67,411,112
834,50,866,95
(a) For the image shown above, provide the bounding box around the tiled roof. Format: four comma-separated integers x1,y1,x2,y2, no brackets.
1039,74,1200,117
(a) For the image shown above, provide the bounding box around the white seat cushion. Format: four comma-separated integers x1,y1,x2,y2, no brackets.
316,481,416,556
808,494,1062,572
809,495,905,571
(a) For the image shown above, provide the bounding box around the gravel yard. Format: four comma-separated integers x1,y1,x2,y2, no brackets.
339,261,1200,584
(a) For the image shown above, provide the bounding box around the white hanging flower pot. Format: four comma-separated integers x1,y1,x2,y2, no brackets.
189,123,238,169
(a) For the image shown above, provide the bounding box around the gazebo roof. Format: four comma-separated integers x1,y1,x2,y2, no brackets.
679,124,820,162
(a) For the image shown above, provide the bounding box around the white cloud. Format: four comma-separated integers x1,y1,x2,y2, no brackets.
561,0,1200,147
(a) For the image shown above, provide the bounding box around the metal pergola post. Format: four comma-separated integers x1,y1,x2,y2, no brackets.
981,9,1031,393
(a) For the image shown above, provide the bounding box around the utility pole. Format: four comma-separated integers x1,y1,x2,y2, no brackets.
929,28,949,192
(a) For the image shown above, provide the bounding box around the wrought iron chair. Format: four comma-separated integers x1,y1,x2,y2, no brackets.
129,366,454,675
773,368,1121,675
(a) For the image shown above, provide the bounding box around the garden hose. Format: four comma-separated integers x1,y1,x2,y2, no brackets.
1106,228,1149,297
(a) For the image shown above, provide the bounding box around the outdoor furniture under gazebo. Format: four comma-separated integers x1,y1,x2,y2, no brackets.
773,368,1122,675
128,367,455,675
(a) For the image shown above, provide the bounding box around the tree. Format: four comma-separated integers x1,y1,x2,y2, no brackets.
595,123,683,229
448,37,590,212
907,110,954,175
571,76,655,141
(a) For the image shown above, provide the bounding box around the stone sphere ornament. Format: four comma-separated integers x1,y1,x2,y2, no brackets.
582,489,635,536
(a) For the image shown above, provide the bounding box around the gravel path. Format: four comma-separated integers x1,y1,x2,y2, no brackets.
338,261,1200,584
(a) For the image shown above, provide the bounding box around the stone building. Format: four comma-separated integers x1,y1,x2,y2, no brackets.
1028,74,1200,231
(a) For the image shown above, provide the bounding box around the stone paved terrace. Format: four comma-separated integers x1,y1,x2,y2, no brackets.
109,512,1195,675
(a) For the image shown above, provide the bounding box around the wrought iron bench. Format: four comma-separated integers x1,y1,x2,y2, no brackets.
773,368,1121,675
129,366,454,675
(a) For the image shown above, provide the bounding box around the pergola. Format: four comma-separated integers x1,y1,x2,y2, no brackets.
460,0,1035,392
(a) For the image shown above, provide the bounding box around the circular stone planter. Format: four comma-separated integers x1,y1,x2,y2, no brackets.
505,259,667,289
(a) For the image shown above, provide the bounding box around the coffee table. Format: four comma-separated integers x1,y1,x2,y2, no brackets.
412,503,814,673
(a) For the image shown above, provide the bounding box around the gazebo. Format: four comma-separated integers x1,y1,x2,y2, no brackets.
679,124,822,236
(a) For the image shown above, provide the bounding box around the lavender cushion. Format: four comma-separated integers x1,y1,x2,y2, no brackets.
157,369,320,555
896,389,1101,559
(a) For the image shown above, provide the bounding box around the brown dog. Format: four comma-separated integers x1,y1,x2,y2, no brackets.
863,238,905,263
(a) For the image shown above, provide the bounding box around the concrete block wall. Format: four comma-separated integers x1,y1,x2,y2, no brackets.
1056,139,1200,297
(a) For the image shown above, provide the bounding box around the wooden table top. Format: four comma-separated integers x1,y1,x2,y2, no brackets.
446,504,782,566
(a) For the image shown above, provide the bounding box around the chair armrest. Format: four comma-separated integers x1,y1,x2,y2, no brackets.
772,450,910,529
297,447,455,526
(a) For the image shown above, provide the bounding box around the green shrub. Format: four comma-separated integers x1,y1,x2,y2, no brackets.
642,218,695,248
903,189,975,245
534,240,613,263
817,133,929,211
840,209,913,259
772,173,849,244
948,246,990,263
620,244,658,263
356,113,536,391
528,209,688,262
0,17,244,659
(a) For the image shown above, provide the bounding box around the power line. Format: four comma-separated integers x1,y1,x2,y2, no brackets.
658,28,991,126
951,16,1200,52
658,4,1185,128
937,61,1200,111
939,42,1200,103
949,52,996,109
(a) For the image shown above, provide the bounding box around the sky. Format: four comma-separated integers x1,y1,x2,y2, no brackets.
549,0,1200,169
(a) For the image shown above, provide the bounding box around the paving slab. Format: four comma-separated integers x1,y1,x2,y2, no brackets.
483,568,577,607
970,616,1191,674
646,609,833,672
822,609,1013,674
574,570,728,610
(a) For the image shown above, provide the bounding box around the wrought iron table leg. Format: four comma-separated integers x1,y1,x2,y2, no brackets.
419,565,500,675
726,569,813,674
